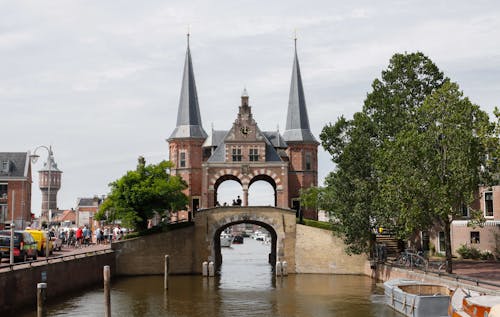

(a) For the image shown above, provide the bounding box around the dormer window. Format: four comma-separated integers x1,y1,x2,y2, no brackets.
1,160,10,173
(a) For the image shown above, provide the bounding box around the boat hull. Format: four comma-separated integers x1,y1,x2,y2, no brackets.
384,279,450,317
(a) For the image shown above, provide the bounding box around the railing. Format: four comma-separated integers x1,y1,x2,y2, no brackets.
0,249,114,272
383,253,500,290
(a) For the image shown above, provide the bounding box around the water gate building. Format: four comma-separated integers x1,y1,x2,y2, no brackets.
167,37,319,219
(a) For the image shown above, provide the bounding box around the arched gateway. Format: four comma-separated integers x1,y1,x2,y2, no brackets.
193,206,297,272
167,36,319,219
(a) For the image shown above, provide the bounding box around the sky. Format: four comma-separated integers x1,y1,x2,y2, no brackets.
2,1,500,214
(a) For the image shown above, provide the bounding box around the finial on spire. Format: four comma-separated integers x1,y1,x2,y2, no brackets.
294,28,297,51
242,87,248,97
187,25,191,47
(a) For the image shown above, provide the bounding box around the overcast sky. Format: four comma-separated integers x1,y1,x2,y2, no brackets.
2,1,500,214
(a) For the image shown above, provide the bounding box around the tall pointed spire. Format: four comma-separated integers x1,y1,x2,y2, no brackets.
168,33,207,140
283,37,317,143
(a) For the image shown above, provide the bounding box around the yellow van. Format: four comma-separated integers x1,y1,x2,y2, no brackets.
25,229,53,256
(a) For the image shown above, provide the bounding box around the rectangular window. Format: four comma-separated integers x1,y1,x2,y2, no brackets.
438,231,446,253
249,148,259,161
0,205,7,223
179,152,186,168
0,184,7,199
291,199,301,218
305,153,312,170
485,192,493,217
461,203,469,218
470,231,480,244
232,147,242,161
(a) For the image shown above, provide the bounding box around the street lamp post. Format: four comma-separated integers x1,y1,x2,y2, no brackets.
30,145,54,258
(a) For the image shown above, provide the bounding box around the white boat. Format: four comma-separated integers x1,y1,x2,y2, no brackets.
252,230,266,241
449,287,500,317
384,278,450,317
220,232,233,247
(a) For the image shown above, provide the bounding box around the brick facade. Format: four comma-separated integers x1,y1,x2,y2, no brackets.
0,152,32,229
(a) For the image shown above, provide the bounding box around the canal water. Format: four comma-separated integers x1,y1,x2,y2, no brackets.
21,237,400,316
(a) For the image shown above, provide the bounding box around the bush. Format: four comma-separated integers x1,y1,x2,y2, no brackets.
456,244,481,259
124,221,193,240
298,218,332,230
480,250,494,261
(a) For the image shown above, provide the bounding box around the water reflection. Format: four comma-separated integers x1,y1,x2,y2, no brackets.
18,237,399,317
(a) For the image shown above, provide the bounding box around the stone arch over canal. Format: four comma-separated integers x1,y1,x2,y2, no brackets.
111,206,367,276
193,206,297,273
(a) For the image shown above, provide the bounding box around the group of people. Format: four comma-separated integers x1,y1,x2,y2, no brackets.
57,225,126,247
216,195,243,207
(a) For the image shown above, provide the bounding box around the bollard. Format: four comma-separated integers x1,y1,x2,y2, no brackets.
37,282,47,317
208,261,215,277
202,261,208,277
275,261,282,277
164,255,169,290
282,261,288,276
104,265,111,317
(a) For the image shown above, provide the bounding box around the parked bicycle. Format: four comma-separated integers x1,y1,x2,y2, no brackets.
394,249,428,270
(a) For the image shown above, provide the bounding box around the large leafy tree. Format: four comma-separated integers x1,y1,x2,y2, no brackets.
320,52,446,254
96,157,188,231
381,82,497,272
319,52,498,274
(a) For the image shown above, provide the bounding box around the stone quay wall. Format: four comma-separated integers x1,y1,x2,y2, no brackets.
367,263,500,295
0,250,115,315
112,225,196,275
295,224,368,274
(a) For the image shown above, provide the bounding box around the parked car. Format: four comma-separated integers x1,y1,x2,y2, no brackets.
25,229,53,256
0,230,38,262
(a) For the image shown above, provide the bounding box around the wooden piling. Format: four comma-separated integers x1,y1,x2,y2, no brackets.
164,255,169,289
104,265,111,317
37,282,47,317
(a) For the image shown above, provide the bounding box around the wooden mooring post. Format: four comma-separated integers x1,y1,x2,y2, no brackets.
164,255,169,290
104,265,111,317
37,282,47,317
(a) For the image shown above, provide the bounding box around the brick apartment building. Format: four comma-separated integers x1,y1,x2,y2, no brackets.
407,185,500,257
167,37,319,219
75,196,104,229
0,152,32,229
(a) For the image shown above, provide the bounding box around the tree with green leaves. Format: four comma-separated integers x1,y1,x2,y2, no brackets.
380,81,497,273
319,52,446,254
319,52,498,273
95,157,188,231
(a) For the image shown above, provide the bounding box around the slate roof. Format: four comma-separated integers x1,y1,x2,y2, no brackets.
283,43,317,143
0,152,29,179
77,197,101,207
203,130,228,148
168,37,207,140
205,129,284,163
262,131,288,148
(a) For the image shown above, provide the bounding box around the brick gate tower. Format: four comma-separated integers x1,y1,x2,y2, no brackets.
167,37,318,219
167,34,207,212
